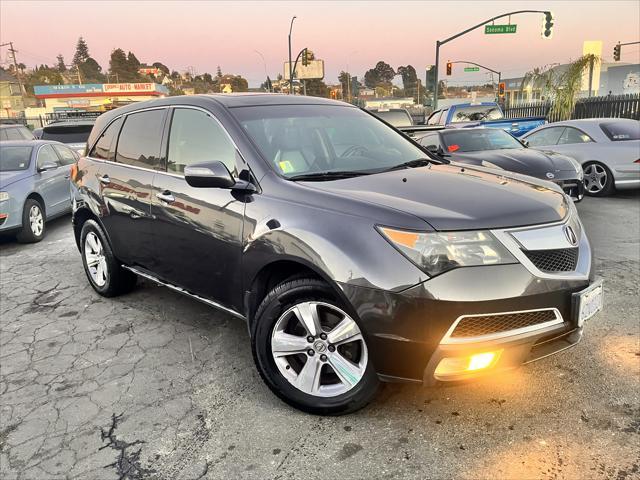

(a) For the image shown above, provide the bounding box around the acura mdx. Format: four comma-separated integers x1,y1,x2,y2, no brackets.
71,94,602,414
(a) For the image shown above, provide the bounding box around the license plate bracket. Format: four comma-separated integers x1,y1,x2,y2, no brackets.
572,279,603,327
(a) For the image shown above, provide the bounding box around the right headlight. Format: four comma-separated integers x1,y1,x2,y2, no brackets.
379,227,517,276
0,192,9,202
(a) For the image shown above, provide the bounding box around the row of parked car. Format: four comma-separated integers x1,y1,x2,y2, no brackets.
370,103,640,198
0,120,93,242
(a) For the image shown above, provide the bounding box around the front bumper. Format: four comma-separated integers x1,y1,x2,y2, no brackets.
0,197,23,232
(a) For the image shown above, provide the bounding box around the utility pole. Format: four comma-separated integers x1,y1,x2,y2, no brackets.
1,41,26,105
288,16,297,94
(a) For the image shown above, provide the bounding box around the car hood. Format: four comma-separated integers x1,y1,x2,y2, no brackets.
452,148,576,177
305,164,568,231
0,169,32,189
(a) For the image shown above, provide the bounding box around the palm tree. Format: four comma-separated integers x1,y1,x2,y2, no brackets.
521,54,600,121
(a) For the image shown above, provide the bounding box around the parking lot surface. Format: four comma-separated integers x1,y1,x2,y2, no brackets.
1,192,639,480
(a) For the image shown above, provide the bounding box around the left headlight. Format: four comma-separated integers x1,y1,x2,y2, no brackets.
0,192,9,202
379,227,517,276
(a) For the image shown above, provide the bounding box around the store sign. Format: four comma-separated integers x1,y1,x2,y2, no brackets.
103,83,156,93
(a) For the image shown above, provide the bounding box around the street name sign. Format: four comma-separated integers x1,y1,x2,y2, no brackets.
464,67,480,72
485,24,517,34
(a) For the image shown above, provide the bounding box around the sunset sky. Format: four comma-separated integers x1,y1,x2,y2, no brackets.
1,0,639,87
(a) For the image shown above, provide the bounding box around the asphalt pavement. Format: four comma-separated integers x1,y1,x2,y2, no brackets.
1,191,638,480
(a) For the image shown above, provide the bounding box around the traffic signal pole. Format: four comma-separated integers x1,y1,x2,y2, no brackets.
433,9,551,110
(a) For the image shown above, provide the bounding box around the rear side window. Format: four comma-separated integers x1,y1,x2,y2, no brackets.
116,110,166,169
90,117,123,161
557,127,592,145
450,106,502,123
167,108,237,175
53,145,78,165
427,111,442,125
525,127,564,147
600,121,640,141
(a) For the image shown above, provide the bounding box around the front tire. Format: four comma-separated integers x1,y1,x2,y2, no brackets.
251,278,379,415
583,161,615,196
16,199,45,243
80,219,136,297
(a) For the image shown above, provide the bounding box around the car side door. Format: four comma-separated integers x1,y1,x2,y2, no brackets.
34,144,68,216
98,108,167,269
149,107,246,311
52,144,77,211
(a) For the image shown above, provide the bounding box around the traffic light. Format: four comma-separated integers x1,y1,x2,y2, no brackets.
541,11,554,39
302,48,309,67
614,43,621,61
498,82,505,97
446,61,452,76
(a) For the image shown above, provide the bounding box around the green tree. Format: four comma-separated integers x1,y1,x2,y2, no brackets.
56,54,66,72
338,71,350,97
80,57,105,83
397,65,418,97
521,54,600,121
109,48,128,80
73,37,90,65
216,66,223,79
152,62,170,75
304,78,328,97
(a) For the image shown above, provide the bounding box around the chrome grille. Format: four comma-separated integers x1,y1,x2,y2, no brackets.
523,248,578,272
451,309,559,339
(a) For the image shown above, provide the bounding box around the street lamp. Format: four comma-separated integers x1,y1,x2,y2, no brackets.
288,15,297,94
254,50,269,92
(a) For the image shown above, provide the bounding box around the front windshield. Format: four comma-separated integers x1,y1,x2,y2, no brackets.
441,129,523,152
0,146,33,171
232,104,429,178
450,105,502,123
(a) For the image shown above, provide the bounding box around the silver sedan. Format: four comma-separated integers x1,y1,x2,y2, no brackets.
522,118,640,196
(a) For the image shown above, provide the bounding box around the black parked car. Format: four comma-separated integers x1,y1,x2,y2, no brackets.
417,128,585,201
71,94,602,414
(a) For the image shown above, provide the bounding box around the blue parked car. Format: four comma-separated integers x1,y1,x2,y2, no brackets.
426,102,546,137
0,140,77,242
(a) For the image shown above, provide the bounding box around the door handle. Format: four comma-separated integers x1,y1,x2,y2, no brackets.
156,191,175,204
98,175,110,185
64,174,71,179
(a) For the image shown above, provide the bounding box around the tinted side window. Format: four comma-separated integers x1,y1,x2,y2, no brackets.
525,127,564,147
600,121,640,141
90,117,123,160
53,145,77,165
116,110,165,169
37,144,60,168
167,108,237,175
558,127,592,145
419,134,441,149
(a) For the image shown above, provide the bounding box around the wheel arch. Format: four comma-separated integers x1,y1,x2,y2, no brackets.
25,192,46,217
244,257,353,332
72,206,111,252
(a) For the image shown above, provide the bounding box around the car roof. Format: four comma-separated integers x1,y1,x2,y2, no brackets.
42,120,96,129
0,140,64,148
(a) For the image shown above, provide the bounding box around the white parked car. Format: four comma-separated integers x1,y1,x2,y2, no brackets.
522,118,640,196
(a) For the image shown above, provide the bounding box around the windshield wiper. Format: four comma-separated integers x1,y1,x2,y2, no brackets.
288,170,370,181
380,157,445,173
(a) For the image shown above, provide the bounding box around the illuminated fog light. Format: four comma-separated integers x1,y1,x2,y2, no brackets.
434,350,503,379
468,351,499,371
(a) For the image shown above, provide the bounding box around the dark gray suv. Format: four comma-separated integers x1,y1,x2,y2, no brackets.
71,94,603,414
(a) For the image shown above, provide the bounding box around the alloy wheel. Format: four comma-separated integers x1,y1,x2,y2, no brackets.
583,163,607,194
271,301,368,397
84,232,108,287
29,205,44,237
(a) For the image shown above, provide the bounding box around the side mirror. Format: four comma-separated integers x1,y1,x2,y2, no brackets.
38,162,58,172
184,161,236,188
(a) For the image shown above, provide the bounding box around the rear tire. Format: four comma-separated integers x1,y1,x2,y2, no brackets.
16,199,46,243
583,161,615,196
251,277,379,415
80,219,137,297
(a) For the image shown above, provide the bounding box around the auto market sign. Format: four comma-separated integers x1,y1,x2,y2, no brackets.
102,83,156,93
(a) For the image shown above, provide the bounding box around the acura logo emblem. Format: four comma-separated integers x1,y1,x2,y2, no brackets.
564,225,578,246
